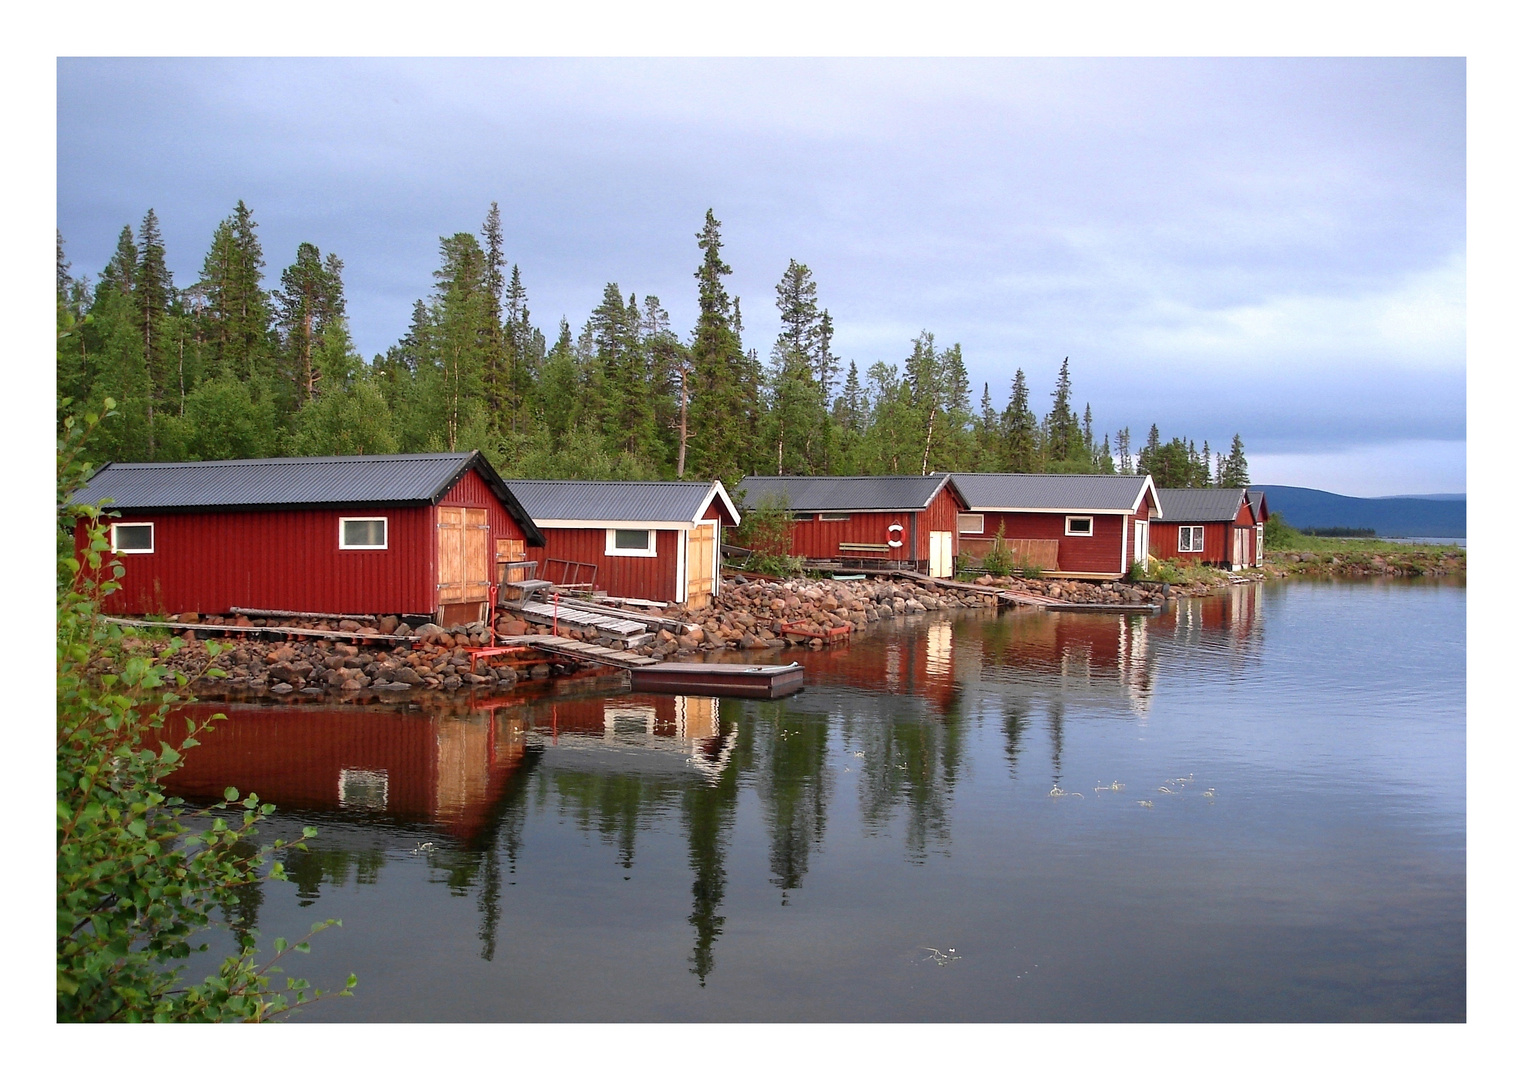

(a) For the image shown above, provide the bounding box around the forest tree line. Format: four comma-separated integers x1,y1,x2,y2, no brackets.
56,201,1251,489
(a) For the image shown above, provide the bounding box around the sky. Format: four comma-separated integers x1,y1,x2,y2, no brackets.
56,57,1466,496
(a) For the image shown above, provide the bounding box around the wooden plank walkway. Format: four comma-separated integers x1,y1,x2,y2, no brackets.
497,634,661,669
505,599,650,637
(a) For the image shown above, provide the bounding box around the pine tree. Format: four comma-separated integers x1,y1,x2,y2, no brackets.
275,242,345,402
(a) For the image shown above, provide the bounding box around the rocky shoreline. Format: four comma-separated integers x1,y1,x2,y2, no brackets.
1263,547,1464,578
109,573,1179,698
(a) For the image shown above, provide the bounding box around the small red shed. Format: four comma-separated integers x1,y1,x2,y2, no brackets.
502,480,739,606
737,474,968,578
72,452,544,624
947,473,1162,579
1151,487,1263,569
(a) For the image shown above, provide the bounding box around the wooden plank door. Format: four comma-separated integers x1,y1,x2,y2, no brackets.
929,531,953,577
437,507,491,616
437,507,466,604
687,523,716,606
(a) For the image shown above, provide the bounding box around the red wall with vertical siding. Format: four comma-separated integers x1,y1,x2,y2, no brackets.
85,466,532,617
1148,496,1252,566
787,510,924,560
535,526,681,602
959,510,1129,576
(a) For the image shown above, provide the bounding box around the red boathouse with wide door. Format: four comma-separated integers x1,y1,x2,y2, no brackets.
1150,488,1264,569
947,473,1162,579
71,452,544,624
502,480,740,606
737,474,967,578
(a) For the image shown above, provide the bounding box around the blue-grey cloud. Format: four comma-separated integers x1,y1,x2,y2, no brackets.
57,57,1465,493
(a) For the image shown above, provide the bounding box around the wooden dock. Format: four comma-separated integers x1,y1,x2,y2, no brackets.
997,591,1161,615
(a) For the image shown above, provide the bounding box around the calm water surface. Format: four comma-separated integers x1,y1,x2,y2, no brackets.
169,579,1465,1022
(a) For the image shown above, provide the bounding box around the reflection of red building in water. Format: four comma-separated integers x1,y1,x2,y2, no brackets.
166,702,534,841
165,693,734,841
1153,583,1264,647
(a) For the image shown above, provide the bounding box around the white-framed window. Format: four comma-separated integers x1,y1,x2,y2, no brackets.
818,512,851,522
606,528,657,557
957,513,984,535
1179,525,1205,553
1065,516,1094,537
110,522,154,554
339,516,388,549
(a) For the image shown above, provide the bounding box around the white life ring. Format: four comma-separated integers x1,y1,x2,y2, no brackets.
886,523,904,549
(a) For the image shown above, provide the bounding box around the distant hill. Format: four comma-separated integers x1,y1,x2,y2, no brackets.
1255,485,1466,538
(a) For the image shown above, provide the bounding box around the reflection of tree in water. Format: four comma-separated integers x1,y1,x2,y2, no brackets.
844,687,969,862
285,845,388,906
430,744,540,961
219,837,265,938
753,702,833,903
1046,700,1066,788
680,704,743,986
1002,699,1033,778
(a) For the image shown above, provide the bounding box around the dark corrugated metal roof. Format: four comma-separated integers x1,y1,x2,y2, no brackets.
1155,487,1249,522
505,480,734,526
738,474,952,512
949,473,1152,512
70,452,545,545
1247,490,1269,521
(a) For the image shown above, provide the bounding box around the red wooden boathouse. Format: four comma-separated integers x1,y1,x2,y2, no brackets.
737,474,968,578
1150,487,1266,569
72,452,544,624
947,473,1162,579
502,480,739,606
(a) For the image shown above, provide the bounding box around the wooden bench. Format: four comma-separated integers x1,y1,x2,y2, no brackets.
839,542,893,553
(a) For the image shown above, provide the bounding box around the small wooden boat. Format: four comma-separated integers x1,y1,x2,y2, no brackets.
629,662,805,699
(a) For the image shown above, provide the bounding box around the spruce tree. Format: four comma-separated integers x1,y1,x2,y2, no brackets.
1001,368,1038,472
197,201,274,383
1116,427,1132,474
134,210,173,455
1221,434,1250,487
685,210,756,481
480,203,508,423
1042,357,1080,464
767,260,828,474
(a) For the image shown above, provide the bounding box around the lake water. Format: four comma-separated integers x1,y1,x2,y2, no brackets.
168,579,1465,1022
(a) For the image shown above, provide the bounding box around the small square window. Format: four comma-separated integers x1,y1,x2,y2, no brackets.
111,522,154,554
957,513,984,535
340,517,387,549
1065,516,1093,537
607,528,657,557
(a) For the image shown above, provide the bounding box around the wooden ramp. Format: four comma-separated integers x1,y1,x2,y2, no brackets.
498,634,661,669
504,599,653,646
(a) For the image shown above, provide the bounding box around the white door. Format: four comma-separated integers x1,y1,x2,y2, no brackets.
1134,520,1148,570
930,531,953,577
